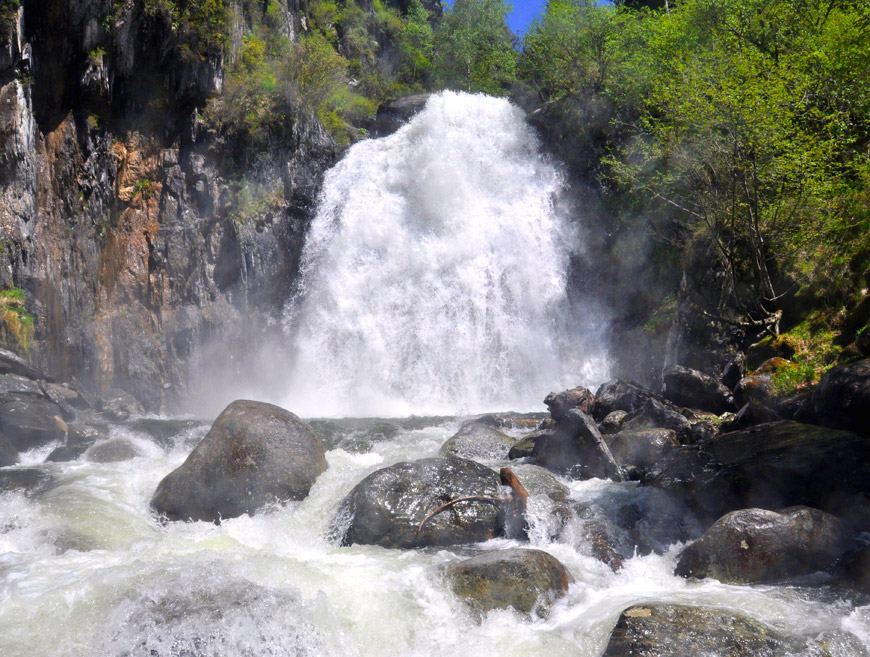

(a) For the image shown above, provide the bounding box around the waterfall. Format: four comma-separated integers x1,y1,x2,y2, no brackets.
282,92,608,417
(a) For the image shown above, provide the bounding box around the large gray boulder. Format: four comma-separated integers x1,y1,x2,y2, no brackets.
333,457,505,549
526,409,622,481
439,420,515,460
544,386,595,421
675,507,847,584
150,400,327,522
0,395,67,451
593,379,668,421
445,548,573,618
605,428,678,476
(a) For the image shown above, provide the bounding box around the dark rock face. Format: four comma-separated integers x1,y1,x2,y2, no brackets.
675,507,847,584
150,400,327,522
601,604,800,657
605,428,678,475
733,358,797,408
0,348,50,381
812,357,870,436
0,395,66,451
372,94,431,136
439,420,515,461
0,432,18,466
530,409,623,481
544,386,596,421
661,364,735,414
721,402,782,432
621,398,693,443
98,388,144,421
857,329,870,356
334,457,504,549
598,410,627,435
445,548,573,618
643,421,870,527
593,379,667,421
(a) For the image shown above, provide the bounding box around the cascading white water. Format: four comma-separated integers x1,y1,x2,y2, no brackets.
282,92,608,417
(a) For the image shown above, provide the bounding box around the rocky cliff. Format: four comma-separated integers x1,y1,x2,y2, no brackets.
0,0,336,412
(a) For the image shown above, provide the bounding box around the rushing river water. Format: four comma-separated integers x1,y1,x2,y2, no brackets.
1,417,868,657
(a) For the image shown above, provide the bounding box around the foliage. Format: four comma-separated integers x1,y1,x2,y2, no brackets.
0,287,34,356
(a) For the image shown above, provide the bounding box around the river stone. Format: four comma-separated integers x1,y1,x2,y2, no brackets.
544,386,596,421
598,410,627,435
505,463,569,501
662,364,736,414
812,357,870,436
643,421,870,527
334,456,504,549
676,507,847,584
601,604,796,657
526,410,623,481
445,548,573,618
439,420,515,460
150,400,327,522
85,438,142,463
98,387,144,421
605,428,678,475
0,394,67,451
0,432,18,466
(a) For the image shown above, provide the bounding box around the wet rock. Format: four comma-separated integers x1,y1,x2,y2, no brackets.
126,418,206,449
334,456,504,549
507,433,538,460
505,463,569,501
0,432,18,466
593,379,667,421
675,507,848,584
150,400,327,522
598,410,627,435
98,388,144,421
85,438,142,463
644,421,870,527
720,402,782,432
621,398,693,442
0,468,53,496
0,394,66,451
662,364,735,414
840,547,870,595
0,374,44,397
373,94,431,136
544,386,596,421
445,548,573,618
812,357,870,437
46,424,109,462
605,428,678,475
0,347,49,381
531,409,623,481
601,604,798,657
439,420,516,461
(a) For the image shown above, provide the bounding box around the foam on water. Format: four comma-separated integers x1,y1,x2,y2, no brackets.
282,92,608,417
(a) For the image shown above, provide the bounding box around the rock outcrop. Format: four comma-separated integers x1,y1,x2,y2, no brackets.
150,400,327,522
439,419,516,461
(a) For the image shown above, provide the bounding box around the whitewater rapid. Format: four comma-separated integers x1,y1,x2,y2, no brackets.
281,92,608,417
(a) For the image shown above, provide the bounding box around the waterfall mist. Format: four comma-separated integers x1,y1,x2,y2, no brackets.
278,92,609,417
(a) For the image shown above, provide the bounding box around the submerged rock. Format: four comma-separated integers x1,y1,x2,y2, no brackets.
46,424,109,462
439,420,516,460
150,400,327,522
445,548,573,618
675,507,847,584
812,357,870,437
602,604,799,657
0,468,53,496
662,364,735,414
334,456,504,549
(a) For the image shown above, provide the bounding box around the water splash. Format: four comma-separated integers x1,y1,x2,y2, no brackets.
282,92,609,417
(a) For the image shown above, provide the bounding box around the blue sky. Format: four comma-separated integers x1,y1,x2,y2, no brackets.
441,1,548,36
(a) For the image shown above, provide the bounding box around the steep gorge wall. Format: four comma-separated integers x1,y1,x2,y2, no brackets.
0,0,336,412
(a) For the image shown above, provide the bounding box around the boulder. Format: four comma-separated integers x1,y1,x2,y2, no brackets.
593,379,667,421
504,463,569,501
675,507,848,584
602,604,800,657
0,432,18,466
544,386,596,421
507,433,538,460
643,421,870,527
0,395,67,451
46,424,109,462
333,457,505,549
373,94,431,136
0,468,53,496
598,410,627,435
439,420,515,461
0,374,43,397
746,334,797,369
85,438,142,463
720,402,782,432
812,357,870,436
661,364,735,414
150,400,327,522
733,357,798,408
605,428,678,476
445,548,573,618
531,409,623,481
98,387,144,421
621,398,693,443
